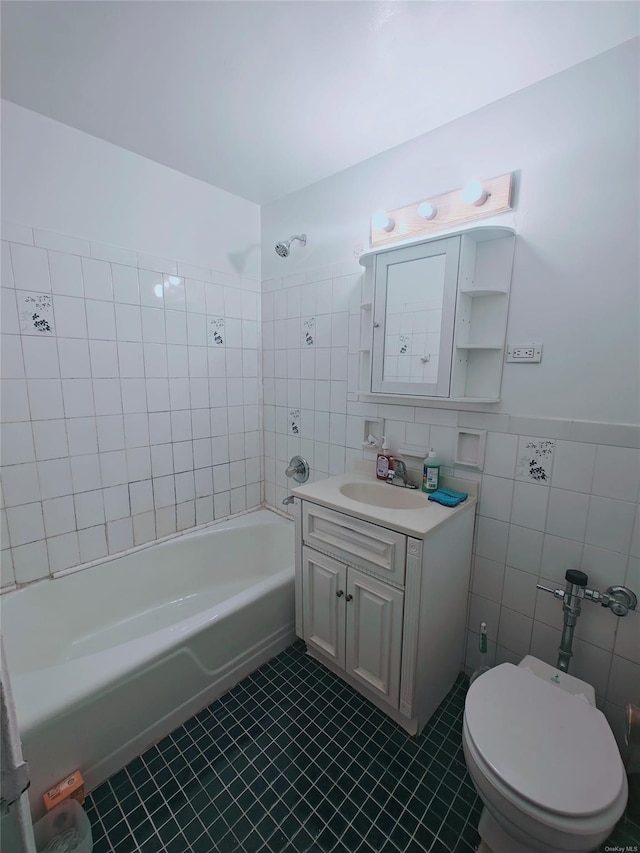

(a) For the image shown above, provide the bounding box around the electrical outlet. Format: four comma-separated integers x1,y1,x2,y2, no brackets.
506,343,542,363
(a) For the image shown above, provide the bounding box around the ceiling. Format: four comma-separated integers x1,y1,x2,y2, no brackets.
2,1,637,204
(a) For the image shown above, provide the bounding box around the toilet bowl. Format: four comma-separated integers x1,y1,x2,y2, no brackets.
462,656,628,853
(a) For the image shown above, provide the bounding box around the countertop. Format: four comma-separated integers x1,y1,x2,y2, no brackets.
291,465,477,538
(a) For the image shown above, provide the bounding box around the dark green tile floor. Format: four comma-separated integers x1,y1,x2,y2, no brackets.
86,641,640,853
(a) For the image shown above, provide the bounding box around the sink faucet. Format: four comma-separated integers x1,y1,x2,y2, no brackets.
282,495,295,506
389,460,418,489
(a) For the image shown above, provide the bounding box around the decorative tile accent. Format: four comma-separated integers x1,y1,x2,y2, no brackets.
18,292,54,335
207,317,225,346
289,408,301,436
515,437,555,483
399,333,410,354
302,316,315,346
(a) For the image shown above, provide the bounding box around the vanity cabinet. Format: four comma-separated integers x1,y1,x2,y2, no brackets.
302,547,404,709
293,481,476,736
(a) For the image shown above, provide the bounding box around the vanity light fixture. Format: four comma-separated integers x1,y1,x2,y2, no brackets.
371,210,395,232
417,202,437,220
462,180,489,207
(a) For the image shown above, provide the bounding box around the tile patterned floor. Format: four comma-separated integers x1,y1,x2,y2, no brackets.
86,641,640,853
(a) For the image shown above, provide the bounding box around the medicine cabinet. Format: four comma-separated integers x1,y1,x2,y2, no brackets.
358,226,515,402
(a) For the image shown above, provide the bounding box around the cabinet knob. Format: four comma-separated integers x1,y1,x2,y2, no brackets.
336,589,344,597
345,593,353,602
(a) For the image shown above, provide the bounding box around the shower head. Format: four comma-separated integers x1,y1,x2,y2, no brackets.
275,234,307,258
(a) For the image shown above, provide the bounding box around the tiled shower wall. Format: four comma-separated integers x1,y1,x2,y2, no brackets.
0,223,261,588
262,262,640,746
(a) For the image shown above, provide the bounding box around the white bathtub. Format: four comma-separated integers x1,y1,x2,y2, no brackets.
1,509,295,820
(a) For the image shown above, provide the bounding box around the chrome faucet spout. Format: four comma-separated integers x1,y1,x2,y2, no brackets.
282,496,295,506
389,460,418,489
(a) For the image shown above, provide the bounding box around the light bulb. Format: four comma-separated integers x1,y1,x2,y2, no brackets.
372,210,395,232
417,202,437,220
462,181,489,206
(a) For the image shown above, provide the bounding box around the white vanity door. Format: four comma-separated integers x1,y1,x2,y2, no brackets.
302,547,346,669
345,568,404,709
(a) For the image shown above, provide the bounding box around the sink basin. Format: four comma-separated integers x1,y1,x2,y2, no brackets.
339,482,431,510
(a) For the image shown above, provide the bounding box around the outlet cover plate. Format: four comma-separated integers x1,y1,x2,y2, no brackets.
506,343,542,363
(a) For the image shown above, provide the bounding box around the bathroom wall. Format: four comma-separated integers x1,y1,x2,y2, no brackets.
261,40,640,740
1,104,262,588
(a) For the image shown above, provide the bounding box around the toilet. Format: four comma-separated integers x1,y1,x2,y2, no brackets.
462,656,628,853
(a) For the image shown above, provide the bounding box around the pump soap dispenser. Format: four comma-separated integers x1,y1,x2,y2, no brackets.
376,437,394,480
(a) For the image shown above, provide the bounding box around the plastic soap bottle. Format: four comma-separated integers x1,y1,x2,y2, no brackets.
422,448,441,493
376,437,393,480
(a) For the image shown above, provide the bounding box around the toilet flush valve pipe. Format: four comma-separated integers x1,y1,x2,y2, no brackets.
556,569,588,672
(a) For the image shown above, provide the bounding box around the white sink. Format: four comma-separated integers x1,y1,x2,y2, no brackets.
339,481,430,510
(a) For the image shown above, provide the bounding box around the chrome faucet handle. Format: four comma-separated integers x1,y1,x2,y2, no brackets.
285,455,309,484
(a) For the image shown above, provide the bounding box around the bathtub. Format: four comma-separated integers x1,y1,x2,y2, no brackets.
1,509,295,820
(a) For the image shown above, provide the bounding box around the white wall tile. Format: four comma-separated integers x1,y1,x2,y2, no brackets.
540,534,583,580
551,441,596,493
70,454,102,493
475,517,509,564
27,379,65,420
54,295,88,338
138,269,164,307
0,379,30,422
11,244,50,292
545,488,590,542
106,517,134,554
580,544,628,589
1,422,35,465
6,502,45,546
37,458,73,499
570,639,612,699
48,251,84,297
32,419,68,461
2,335,25,378
92,243,137,267
585,496,636,554
115,303,142,341
497,607,533,656
66,418,98,456
484,432,518,478
103,485,130,522
112,264,139,304
22,337,59,378
78,525,108,562
93,379,123,416
97,415,125,452
592,445,640,503
2,243,15,290
129,480,154,515
133,511,156,546
13,539,49,583
1,462,40,506
62,379,95,418
89,340,119,377
43,496,76,537
510,481,549,531
471,556,505,603
142,307,166,343
47,531,80,573
468,593,501,644
74,490,105,529
100,450,128,487
81,258,112,300
58,339,91,378
506,525,543,575
86,300,116,340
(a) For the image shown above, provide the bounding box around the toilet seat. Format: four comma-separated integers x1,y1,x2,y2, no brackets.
464,663,625,818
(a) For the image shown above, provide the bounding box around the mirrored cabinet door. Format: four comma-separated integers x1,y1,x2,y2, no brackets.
371,236,460,396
